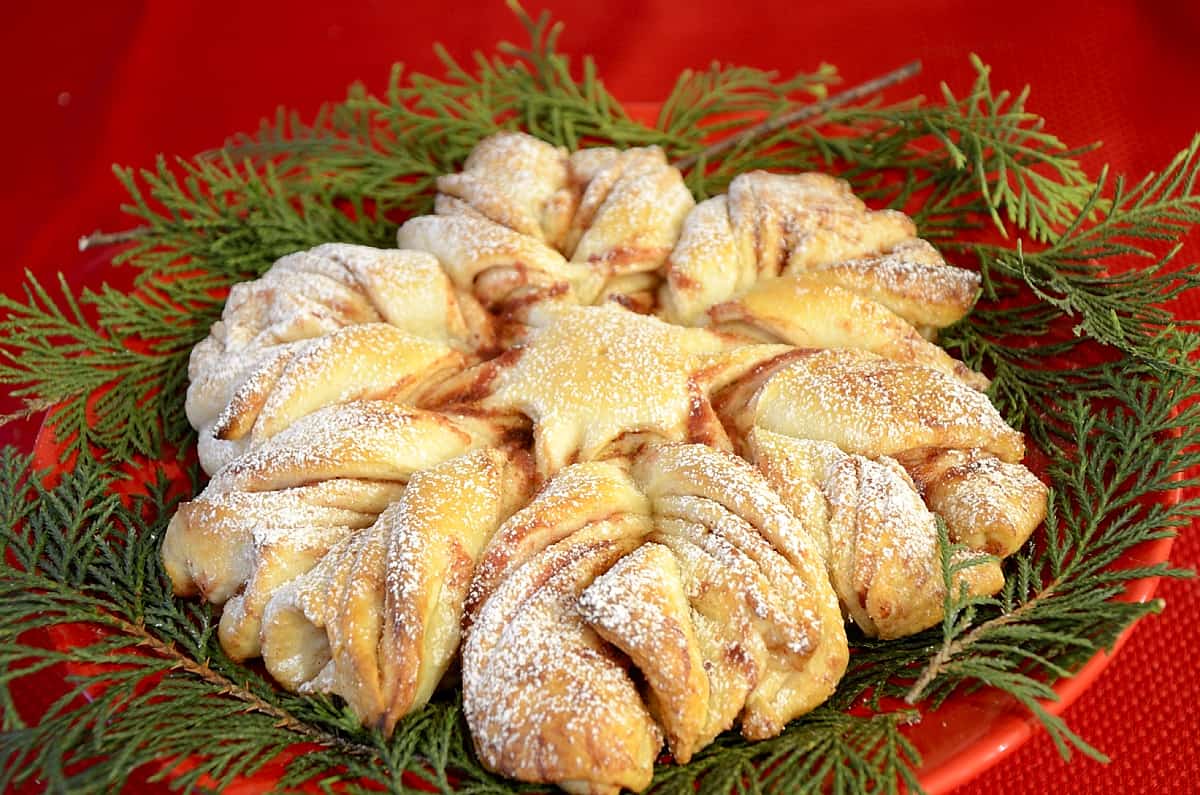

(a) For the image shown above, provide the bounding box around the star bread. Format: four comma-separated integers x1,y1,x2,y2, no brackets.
164,131,1048,794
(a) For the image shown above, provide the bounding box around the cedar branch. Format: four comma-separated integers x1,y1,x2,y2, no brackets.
110,612,379,759
671,60,923,170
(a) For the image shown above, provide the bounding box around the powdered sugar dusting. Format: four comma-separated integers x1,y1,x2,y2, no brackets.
750,348,1024,462
567,147,693,281
578,543,690,657
164,132,1046,789
436,132,571,242
802,239,981,328
897,447,1048,556
186,243,481,475
483,305,736,477
463,530,660,790
658,169,984,336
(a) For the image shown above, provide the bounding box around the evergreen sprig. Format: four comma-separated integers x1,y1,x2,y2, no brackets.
900,357,1199,756
1,3,1197,793
971,138,1200,368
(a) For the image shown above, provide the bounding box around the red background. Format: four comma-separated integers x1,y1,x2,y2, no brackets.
2,1,1198,792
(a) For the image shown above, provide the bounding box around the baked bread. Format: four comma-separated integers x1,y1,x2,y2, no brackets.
161,401,519,661
261,447,532,732
659,172,981,331
424,302,790,478
462,444,846,793
185,244,489,474
747,429,1007,639
707,276,990,389
397,134,694,317
164,131,1048,793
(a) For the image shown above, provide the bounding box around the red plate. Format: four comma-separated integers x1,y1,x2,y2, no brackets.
26,300,1177,795
11,23,1200,782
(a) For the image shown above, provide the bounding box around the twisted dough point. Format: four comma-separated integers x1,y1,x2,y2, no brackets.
717,347,1025,463
658,171,982,386
187,243,489,474
715,349,1042,619
161,401,516,662
577,542,706,761
206,324,466,467
708,276,989,390
434,131,576,245
401,134,694,315
748,429,1004,639
462,460,657,795
396,210,604,312
463,444,847,793
895,447,1048,556
629,444,848,741
660,172,979,329
260,448,533,733
564,146,694,281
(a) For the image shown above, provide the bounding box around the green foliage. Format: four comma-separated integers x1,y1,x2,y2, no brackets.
678,53,1099,232
0,3,1197,793
897,357,1199,759
967,139,1200,369
650,710,921,795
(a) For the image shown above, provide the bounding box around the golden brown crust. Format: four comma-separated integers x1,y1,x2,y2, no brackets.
407,136,694,321
437,304,785,480
465,460,652,625
708,276,988,390
717,347,1025,463
631,444,848,737
378,449,534,730
210,324,467,444
748,429,1004,639
564,145,694,287
894,447,1048,556
659,171,978,329
256,448,533,730
435,132,573,244
463,523,656,795
790,238,980,330
397,211,603,310
730,172,916,275
164,133,1050,795
163,403,511,661
160,478,399,604
186,244,489,474
463,444,851,789
577,542,709,763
